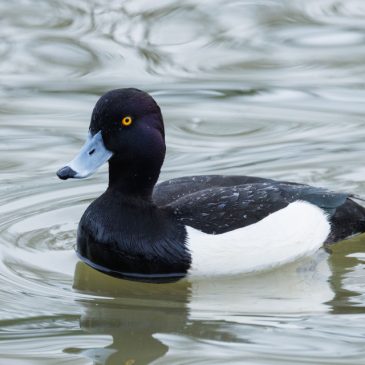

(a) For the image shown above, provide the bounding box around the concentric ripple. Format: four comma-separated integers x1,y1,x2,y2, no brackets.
1,0,365,364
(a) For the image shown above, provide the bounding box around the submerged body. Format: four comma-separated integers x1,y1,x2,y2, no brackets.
57,89,365,282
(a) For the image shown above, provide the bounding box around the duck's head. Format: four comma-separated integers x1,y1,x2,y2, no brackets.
57,88,165,198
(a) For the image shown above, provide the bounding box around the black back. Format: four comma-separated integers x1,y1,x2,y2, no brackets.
154,175,365,242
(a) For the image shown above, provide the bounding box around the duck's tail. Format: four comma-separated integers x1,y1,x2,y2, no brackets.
328,197,365,243
349,194,365,203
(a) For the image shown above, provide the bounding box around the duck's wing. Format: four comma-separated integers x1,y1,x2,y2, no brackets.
165,182,349,235
153,175,283,206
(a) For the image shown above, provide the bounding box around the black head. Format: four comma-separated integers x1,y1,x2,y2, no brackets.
94,89,166,197
90,88,165,150
57,88,166,199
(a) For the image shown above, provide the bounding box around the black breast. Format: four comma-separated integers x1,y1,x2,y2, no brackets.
77,190,190,282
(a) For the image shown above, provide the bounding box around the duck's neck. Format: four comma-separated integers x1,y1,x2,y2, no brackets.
107,157,161,201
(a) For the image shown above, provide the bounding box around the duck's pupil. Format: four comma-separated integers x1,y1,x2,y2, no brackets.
89,148,95,156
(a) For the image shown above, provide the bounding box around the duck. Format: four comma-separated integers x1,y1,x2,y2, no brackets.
57,88,365,282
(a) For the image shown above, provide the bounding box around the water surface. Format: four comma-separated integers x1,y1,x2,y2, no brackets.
1,0,365,364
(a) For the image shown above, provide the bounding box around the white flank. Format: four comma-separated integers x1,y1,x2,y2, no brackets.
187,201,330,277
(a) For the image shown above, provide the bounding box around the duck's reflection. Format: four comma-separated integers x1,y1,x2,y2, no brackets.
73,262,191,364
73,248,338,365
327,233,365,314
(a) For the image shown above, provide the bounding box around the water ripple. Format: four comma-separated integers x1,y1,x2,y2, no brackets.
1,0,365,364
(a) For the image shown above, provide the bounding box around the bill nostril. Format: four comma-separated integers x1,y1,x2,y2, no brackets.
89,149,95,155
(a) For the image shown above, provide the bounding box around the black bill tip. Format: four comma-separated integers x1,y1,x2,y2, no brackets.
57,166,77,180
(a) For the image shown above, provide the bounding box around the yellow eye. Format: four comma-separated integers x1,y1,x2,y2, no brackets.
122,116,133,126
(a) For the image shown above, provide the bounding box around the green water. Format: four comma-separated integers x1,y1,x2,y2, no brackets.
1,0,365,364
